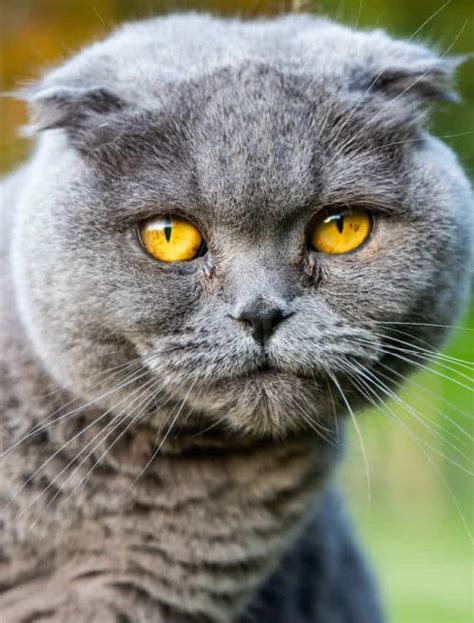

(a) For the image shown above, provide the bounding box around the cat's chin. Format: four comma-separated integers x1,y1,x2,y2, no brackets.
181,370,334,438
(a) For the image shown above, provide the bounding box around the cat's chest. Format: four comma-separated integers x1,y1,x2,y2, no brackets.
1,440,327,622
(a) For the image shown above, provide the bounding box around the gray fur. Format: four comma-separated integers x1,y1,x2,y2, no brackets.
0,12,472,622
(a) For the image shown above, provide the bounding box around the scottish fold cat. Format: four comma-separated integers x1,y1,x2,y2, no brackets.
0,13,472,622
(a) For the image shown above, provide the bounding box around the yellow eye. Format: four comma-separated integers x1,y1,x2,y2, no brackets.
139,216,205,263
310,208,372,254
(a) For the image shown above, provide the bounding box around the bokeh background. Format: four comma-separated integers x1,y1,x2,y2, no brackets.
1,1,472,621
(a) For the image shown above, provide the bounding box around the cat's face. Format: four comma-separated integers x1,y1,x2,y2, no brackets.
12,16,472,437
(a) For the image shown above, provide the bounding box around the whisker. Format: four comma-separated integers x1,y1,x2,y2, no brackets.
172,376,212,438
0,344,188,459
300,371,340,447
328,370,371,499
344,362,473,543
367,339,473,382
381,348,472,393
130,377,200,487
299,409,338,447
377,361,473,443
359,339,473,424
372,328,474,368
354,0,364,28
350,336,473,393
370,320,474,331
288,383,337,446
33,354,148,401
372,368,472,465
344,361,473,474
0,366,151,460
65,381,164,510
9,376,154,519
407,1,452,41
28,410,133,531
186,414,229,440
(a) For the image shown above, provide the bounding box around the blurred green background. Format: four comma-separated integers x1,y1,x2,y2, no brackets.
1,1,472,621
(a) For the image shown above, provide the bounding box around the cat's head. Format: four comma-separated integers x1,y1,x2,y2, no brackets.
12,14,472,438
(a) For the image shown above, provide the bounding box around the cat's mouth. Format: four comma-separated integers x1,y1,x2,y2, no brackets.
236,358,306,383
249,360,274,377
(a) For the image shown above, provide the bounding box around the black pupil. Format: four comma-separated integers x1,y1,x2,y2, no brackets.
164,217,172,242
325,213,345,233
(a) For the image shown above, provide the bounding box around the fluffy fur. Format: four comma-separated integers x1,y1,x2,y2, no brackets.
0,13,472,622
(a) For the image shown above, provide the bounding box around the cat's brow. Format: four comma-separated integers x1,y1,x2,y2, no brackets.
320,187,402,214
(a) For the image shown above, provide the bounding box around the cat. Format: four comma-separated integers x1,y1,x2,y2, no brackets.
0,12,472,623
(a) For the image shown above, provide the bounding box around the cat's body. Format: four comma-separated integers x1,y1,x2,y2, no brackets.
1,213,380,622
0,13,472,622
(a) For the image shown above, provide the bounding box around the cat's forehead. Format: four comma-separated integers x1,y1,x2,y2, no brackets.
99,63,400,231
29,13,456,229
184,63,323,222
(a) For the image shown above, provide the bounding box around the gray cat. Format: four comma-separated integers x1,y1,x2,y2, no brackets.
0,12,472,623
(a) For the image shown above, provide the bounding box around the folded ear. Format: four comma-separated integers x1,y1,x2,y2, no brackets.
370,54,463,104
348,37,470,135
18,84,127,150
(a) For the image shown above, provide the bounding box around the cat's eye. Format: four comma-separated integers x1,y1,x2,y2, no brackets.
139,216,206,263
310,208,372,254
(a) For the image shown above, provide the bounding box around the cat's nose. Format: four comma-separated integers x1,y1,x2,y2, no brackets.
235,304,291,346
